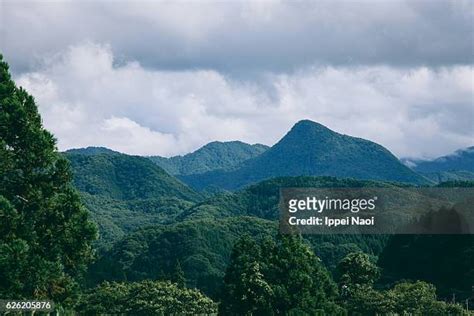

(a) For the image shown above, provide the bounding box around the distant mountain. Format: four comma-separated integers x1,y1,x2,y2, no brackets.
180,120,430,190
65,151,202,248
416,170,474,183
65,146,120,156
66,152,201,201
405,146,474,173
403,147,474,183
148,141,269,176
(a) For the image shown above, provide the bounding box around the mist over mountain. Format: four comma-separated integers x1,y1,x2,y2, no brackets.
406,146,474,173
181,120,430,190
148,141,268,176
403,147,474,183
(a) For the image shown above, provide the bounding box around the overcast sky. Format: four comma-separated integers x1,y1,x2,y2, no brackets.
1,0,473,158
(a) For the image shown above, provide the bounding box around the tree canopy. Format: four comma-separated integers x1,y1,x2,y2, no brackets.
0,54,97,303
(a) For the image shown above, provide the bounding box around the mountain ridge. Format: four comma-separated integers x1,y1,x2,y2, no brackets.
180,120,431,190
148,140,269,175
402,146,474,183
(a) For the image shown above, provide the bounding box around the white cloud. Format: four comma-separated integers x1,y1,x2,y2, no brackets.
15,43,474,158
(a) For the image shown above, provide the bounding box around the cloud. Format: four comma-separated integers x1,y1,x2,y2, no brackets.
2,0,472,74
14,43,473,158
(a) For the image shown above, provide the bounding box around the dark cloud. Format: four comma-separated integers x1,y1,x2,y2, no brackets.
1,0,472,74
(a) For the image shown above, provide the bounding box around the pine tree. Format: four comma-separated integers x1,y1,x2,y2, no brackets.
0,54,97,303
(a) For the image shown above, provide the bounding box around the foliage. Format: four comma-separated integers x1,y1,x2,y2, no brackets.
421,171,474,183
172,260,186,288
80,192,194,250
65,151,201,201
379,234,474,300
149,141,268,176
179,176,391,270
220,234,344,315
388,281,468,315
87,216,276,298
0,54,97,303
341,284,393,315
65,151,202,249
336,252,380,287
76,280,217,315
436,180,474,188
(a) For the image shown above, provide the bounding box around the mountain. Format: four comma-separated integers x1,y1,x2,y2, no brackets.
177,176,393,222
180,120,430,190
87,216,277,297
65,146,120,156
65,151,202,248
148,141,269,176
66,151,201,201
87,177,397,297
408,146,474,173
403,147,474,183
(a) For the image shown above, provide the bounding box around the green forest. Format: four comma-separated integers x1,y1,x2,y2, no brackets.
1,52,473,315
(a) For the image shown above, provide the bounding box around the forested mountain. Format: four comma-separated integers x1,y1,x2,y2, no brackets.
148,141,268,175
66,152,201,201
66,146,120,156
180,120,431,190
178,176,393,221
403,147,474,183
4,50,469,314
409,146,474,173
87,216,277,298
65,152,202,248
86,176,394,298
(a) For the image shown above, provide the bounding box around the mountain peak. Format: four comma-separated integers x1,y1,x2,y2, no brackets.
292,119,332,131
65,146,120,155
149,140,269,176
181,120,430,190
287,120,337,140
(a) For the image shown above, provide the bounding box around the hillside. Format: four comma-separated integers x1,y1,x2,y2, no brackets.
408,146,474,173
178,176,394,222
149,141,269,175
86,177,396,298
402,147,474,183
65,152,202,248
87,216,277,297
181,120,430,190
66,152,201,201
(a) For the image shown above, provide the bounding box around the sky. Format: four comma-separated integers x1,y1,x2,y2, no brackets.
1,0,473,158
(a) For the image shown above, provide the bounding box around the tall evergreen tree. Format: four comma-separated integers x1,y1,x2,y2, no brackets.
220,234,343,315
0,55,97,303
220,235,273,315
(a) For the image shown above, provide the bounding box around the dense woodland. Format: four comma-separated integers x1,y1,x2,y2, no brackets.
1,53,473,314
